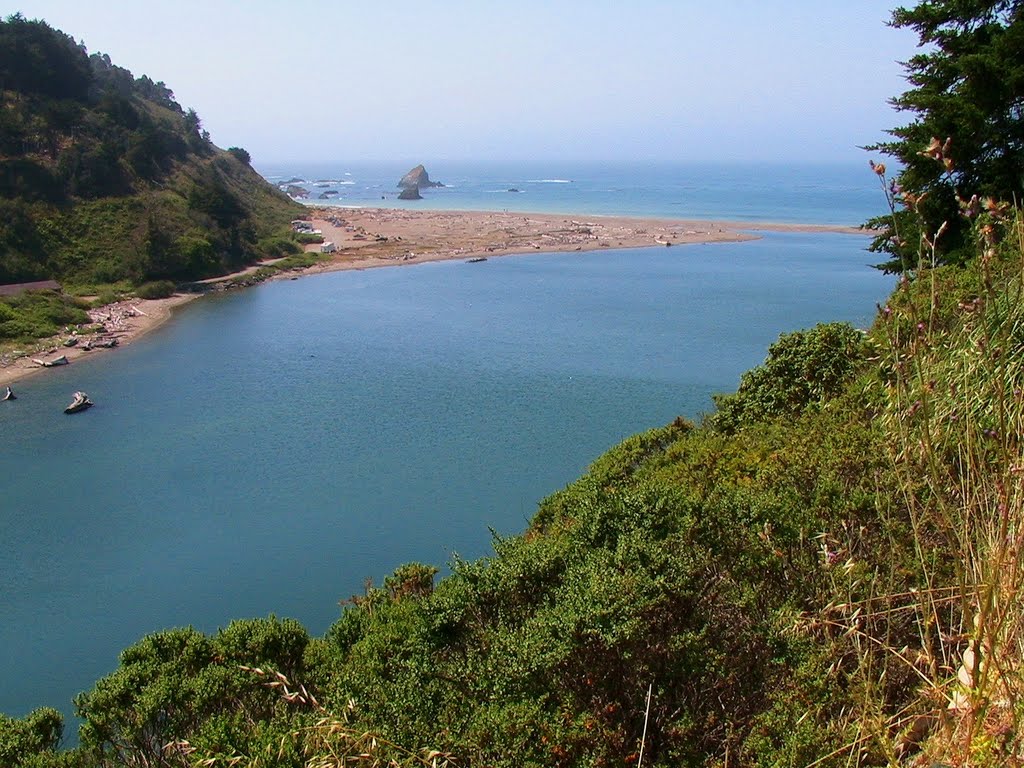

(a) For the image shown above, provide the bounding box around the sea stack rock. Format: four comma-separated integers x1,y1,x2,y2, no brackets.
398,186,423,200
397,164,444,190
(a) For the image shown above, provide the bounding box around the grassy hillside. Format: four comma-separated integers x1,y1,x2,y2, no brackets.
0,14,301,293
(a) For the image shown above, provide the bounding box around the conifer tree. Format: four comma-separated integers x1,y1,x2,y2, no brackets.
868,1,1024,270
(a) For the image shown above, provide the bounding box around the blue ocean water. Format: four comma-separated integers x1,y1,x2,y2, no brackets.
258,161,882,226
1,164,893,734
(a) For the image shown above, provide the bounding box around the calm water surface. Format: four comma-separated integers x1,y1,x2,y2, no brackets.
1,233,890,726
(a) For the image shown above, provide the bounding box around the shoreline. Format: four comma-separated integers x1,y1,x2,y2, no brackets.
0,208,869,389
0,294,196,388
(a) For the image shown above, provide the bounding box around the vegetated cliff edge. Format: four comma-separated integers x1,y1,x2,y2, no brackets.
0,14,302,290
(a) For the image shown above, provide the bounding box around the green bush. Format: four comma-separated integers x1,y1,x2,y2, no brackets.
0,707,64,768
134,280,175,299
90,289,123,308
259,235,302,259
711,322,869,432
75,617,312,768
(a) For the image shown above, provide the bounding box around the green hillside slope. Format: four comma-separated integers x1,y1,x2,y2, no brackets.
0,14,301,289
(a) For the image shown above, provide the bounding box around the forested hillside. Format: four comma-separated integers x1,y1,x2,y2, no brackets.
0,14,300,289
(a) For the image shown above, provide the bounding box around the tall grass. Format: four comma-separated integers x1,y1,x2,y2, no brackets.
830,149,1024,766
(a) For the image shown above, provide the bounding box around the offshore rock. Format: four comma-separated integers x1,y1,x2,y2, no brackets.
397,164,444,190
398,186,422,200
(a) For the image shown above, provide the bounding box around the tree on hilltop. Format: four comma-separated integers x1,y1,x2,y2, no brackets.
0,13,91,100
227,146,251,165
867,0,1024,271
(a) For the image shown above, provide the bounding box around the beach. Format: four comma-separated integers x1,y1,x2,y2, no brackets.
295,208,863,271
0,209,866,388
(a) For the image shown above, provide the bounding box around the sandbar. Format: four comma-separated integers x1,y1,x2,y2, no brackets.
292,208,863,274
0,209,867,388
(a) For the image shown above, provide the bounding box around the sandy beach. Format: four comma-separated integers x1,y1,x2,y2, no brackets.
0,209,866,388
293,208,863,273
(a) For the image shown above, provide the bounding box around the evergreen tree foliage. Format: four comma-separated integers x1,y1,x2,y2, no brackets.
867,0,1024,270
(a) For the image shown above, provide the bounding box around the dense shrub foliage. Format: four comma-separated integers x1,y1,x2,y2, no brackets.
710,322,869,432
0,290,89,341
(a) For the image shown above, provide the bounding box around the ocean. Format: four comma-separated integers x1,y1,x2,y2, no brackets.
258,161,882,226
2,162,892,734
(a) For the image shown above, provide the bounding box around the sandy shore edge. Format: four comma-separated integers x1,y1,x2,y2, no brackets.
0,209,868,389
0,294,196,388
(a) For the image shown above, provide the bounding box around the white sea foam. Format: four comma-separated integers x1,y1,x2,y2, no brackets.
529,179,572,183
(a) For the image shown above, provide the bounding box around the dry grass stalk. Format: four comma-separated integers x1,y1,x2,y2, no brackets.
824,150,1024,766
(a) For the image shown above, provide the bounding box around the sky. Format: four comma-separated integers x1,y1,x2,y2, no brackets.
11,1,921,166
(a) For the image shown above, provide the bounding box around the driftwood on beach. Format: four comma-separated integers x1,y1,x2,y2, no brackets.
34,354,69,367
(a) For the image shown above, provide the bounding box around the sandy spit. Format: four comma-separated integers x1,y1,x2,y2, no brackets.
0,209,868,389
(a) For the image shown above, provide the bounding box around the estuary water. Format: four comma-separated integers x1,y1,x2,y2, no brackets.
1,231,891,728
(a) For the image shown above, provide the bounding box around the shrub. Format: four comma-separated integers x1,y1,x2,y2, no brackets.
0,707,64,767
711,322,869,432
134,279,175,299
0,290,89,340
259,235,301,259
